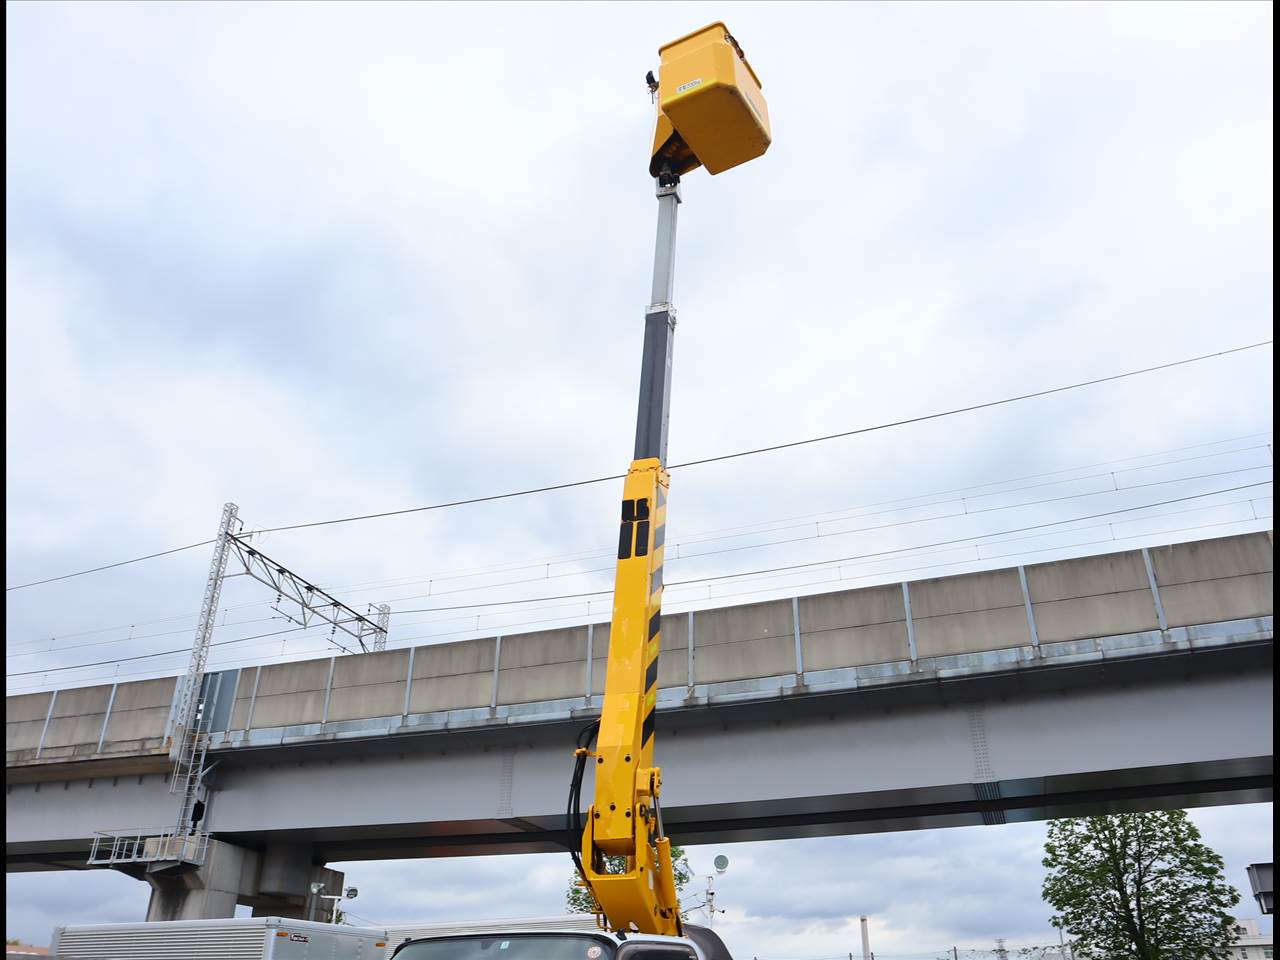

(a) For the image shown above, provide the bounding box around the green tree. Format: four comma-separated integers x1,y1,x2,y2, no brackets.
1041,810,1239,960
567,845,695,917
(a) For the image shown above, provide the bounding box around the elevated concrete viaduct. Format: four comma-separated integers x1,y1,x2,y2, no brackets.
6,532,1273,919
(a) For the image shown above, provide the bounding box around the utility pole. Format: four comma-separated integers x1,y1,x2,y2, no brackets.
860,916,871,960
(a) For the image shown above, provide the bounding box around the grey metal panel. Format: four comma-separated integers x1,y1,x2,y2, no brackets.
633,308,678,463
204,670,240,734
635,180,681,463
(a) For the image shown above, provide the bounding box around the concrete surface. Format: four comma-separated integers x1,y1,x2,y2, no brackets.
7,532,1271,771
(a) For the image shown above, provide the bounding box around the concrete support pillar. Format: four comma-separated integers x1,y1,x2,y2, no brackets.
246,842,344,920
144,839,256,921
140,839,344,922
250,865,345,921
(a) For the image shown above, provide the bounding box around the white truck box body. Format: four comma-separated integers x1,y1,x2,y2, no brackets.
50,916,389,960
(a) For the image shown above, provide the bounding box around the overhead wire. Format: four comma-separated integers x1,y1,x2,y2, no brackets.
12,433,1269,651
4,625,316,678
14,473,1267,661
305,437,1277,598
244,339,1274,536
337,464,1272,610
8,505,1268,691
6,339,1271,592
10,480,1267,686
10,478,1269,680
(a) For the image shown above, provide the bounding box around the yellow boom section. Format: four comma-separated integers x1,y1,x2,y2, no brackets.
576,21,768,937
581,457,681,935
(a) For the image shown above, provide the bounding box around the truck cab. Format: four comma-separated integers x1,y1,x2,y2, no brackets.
389,924,733,960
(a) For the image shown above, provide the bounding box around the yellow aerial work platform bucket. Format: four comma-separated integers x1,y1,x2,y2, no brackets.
649,22,771,179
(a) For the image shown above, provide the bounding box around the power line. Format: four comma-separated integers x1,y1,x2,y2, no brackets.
4,616,283,660
663,481,1271,588
8,473,1270,672
6,540,215,593
666,341,1273,471
9,432,1269,653
8,508,1268,690
341,464,1270,610
361,481,1270,616
9,339,1266,594
305,437,1277,596
9,479,1271,670
248,340,1273,536
4,624,323,679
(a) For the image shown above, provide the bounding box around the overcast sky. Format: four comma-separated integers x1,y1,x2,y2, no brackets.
5,0,1273,952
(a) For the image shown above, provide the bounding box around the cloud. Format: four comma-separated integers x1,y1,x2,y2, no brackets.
4,0,1272,951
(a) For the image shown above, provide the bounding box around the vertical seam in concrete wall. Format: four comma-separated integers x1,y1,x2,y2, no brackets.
403,647,416,717
1141,547,1169,631
245,668,262,732
206,672,224,732
491,636,503,710
902,583,918,663
585,624,594,705
35,690,57,760
96,684,119,753
164,675,185,742
321,657,337,724
1017,566,1040,652
792,596,804,678
687,611,695,688
221,670,242,733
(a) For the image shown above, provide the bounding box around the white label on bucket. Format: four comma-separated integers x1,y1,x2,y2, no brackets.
676,78,703,94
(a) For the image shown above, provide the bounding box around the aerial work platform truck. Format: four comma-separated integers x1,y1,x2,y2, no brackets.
395,20,772,960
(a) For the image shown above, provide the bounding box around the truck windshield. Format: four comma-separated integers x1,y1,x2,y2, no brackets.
394,936,616,960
